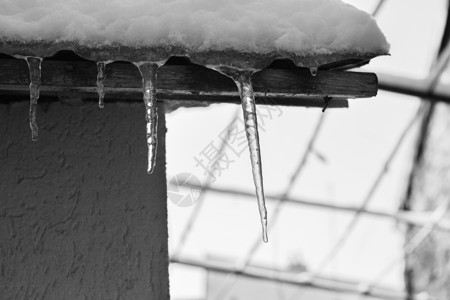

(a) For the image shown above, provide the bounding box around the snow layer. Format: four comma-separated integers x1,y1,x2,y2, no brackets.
0,0,389,55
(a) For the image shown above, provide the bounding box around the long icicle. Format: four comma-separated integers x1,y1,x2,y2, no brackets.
25,57,42,141
135,62,160,174
234,70,268,243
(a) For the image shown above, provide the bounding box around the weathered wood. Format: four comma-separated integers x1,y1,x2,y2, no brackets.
0,58,378,107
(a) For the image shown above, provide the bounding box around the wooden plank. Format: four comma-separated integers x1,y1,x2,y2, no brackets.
0,58,378,107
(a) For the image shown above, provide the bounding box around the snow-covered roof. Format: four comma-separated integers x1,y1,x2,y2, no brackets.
0,0,389,66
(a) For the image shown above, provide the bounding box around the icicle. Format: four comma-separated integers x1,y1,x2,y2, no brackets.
96,60,112,108
134,62,160,174
309,66,318,77
236,71,268,243
96,62,106,108
213,66,268,242
25,57,42,141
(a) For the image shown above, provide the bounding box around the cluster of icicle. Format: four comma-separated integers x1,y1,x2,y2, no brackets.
21,55,321,242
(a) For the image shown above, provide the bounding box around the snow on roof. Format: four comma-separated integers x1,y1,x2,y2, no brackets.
0,0,389,57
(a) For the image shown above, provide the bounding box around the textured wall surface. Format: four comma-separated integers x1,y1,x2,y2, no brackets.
0,100,169,300
407,103,450,300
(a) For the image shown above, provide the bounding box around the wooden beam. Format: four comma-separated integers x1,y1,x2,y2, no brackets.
0,58,378,107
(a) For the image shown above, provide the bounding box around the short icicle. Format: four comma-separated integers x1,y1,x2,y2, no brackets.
96,61,108,108
134,62,160,174
215,67,268,243
25,57,43,141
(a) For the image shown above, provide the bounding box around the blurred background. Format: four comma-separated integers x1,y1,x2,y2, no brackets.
166,0,450,299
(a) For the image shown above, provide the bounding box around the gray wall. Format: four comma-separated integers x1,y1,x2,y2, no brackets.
0,100,169,299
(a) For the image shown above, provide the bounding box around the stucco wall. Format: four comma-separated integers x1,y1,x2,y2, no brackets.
0,100,169,299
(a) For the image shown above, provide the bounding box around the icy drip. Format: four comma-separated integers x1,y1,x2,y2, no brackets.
25,57,42,141
135,62,160,174
309,66,318,76
96,61,109,108
233,70,268,243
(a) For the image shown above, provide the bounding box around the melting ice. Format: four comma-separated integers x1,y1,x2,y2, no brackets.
25,57,42,141
96,61,109,108
212,66,268,242
134,62,160,174
237,72,268,242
